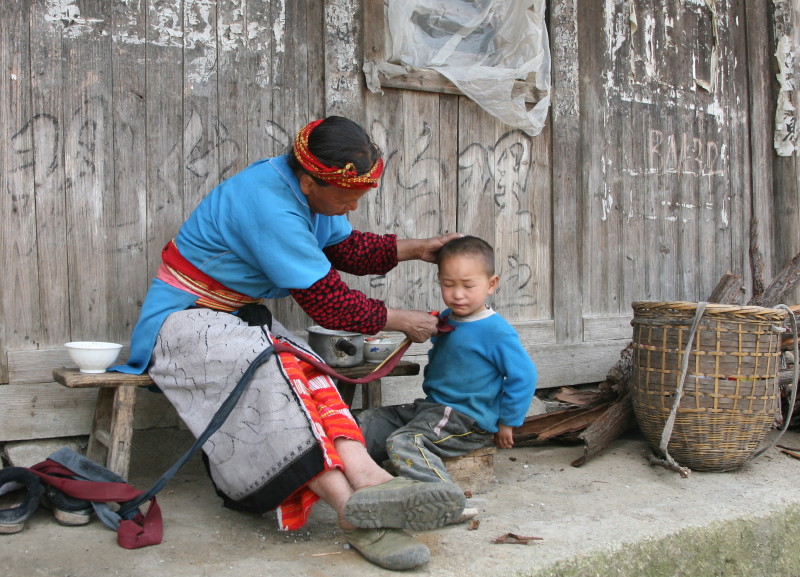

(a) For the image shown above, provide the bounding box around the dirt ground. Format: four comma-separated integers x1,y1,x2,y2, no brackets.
4,427,800,577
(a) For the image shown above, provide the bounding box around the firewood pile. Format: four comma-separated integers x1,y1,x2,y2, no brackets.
513,244,800,467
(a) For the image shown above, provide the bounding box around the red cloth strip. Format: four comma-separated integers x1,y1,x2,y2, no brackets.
161,240,259,312
28,460,163,549
293,120,384,190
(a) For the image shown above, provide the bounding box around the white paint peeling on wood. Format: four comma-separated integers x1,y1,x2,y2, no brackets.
600,154,613,222
45,0,102,38
604,0,624,97
642,13,656,78
112,0,145,45
148,1,184,47
184,0,217,84
773,0,799,156
605,0,727,112
627,0,638,33
273,0,286,54
326,0,360,109
39,0,280,58
219,0,246,53
551,0,579,119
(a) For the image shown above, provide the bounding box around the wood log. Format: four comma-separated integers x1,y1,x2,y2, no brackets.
749,218,765,304
513,405,600,444
706,272,745,305
553,386,605,406
748,249,800,306
571,393,637,467
536,403,612,441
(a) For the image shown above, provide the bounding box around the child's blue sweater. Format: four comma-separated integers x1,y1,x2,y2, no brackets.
423,310,537,432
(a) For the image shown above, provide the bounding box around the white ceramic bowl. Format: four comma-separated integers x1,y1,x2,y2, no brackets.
363,332,405,363
64,341,123,373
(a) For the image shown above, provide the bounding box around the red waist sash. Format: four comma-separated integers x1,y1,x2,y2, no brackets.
160,239,259,312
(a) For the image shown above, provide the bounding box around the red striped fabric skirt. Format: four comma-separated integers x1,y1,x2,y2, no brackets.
275,351,364,530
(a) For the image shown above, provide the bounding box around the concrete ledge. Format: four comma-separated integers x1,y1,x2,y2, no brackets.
529,505,800,577
6,428,800,576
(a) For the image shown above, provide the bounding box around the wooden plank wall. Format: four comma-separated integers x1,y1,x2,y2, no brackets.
580,0,753,320
772,0,800,305
0,0,797,442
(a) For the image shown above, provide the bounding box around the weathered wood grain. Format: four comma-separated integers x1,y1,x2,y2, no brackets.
0,1,797,446
243,0,277,163
1,0,39,384
551,0,582,343
265,0,327,333
145,0,185,278
325,0,365,121
30,0,70,352
772,0,800,305
183,0,220,214
63,0,115,340
0,382,178,441
111,0,149,341
216,0,249,180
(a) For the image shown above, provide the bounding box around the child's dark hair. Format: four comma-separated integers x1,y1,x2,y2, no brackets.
438,235,495,275
287,116,382,185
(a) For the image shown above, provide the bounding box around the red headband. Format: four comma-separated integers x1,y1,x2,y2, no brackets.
293,119,384,190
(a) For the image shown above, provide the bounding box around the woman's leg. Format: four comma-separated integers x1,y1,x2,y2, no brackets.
306,439,393,529
306,469,358,530
334,438,393,491
308,469,431,571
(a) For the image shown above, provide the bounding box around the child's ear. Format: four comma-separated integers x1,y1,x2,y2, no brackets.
487,274,500,295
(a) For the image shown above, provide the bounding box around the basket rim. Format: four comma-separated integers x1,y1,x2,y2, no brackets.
631,300,788,322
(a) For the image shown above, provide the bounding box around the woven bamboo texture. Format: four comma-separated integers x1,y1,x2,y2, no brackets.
630,301,787,472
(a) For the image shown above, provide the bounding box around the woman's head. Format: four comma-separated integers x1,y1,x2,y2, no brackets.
288,116,383,189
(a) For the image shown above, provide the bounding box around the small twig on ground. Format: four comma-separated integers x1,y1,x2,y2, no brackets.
492,533,544,545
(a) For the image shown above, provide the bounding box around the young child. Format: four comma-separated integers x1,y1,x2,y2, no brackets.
358,235,537,487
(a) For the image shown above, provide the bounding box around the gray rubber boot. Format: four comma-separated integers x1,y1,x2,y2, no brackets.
344,476,465,531
343,527,430,570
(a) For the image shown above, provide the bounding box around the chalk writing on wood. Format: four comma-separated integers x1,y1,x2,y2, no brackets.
645,130,726,177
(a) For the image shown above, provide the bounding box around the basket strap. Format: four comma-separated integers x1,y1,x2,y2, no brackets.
652,302,708,476
751,304,799,460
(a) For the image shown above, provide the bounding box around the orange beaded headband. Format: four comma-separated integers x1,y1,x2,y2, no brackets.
293,119,384,189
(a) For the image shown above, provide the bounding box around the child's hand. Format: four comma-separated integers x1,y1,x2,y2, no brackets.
494,424,514,449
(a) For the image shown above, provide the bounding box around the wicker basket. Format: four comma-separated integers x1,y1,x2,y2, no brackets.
630,301,787,472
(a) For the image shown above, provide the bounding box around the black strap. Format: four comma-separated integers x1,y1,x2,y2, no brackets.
118,344,276,517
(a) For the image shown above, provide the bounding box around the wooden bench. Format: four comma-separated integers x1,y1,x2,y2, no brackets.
53,360,420,479
53,368,154,479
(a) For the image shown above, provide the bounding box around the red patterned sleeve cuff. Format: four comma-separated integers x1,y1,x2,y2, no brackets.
323,231,398,276
290,267,387,335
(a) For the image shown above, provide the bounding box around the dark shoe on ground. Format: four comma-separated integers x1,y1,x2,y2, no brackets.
40,485,92,526
344,476,466,531
343,527,430,571
0,467,44,534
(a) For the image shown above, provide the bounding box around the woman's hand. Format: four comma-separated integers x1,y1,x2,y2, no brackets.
384,308,440,342
397,232,463,263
